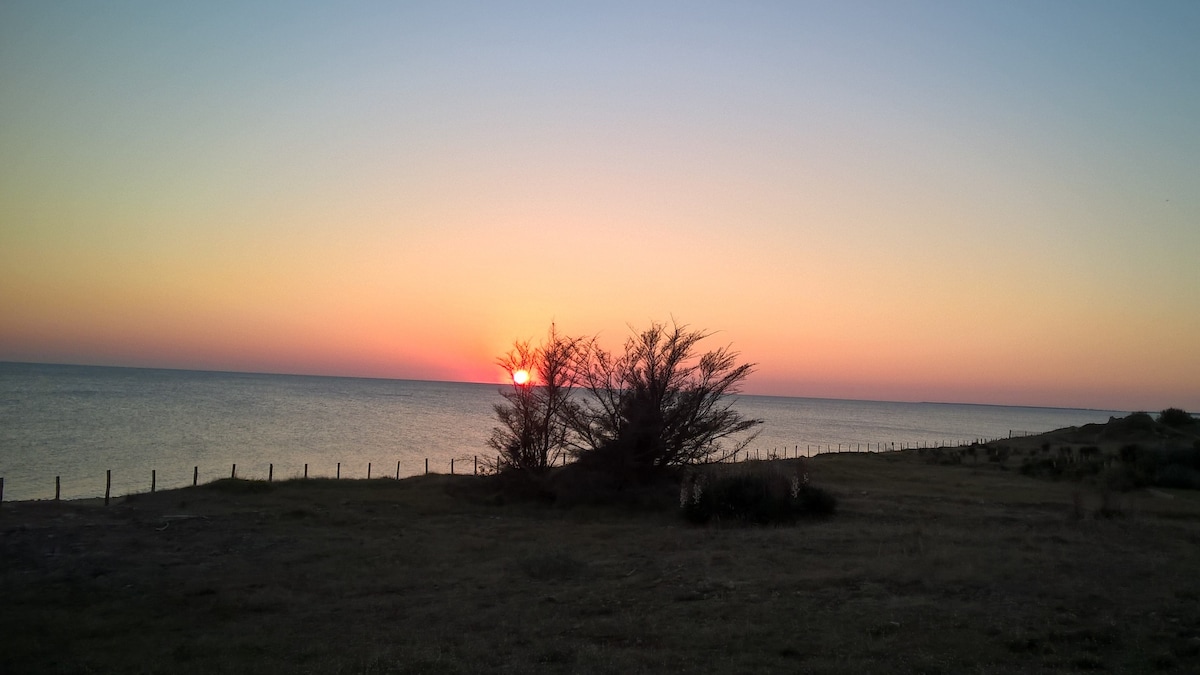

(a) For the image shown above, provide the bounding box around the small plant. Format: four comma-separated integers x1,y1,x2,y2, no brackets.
1020,457,1063,480
1094,489,1126,519
1127,412,1156,430
1153,463,1200,490
203,478,273,494
1100,465,1139,493
680,462,835,525
1070,491,1085,521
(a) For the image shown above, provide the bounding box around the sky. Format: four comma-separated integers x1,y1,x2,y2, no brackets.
2,1,1198,411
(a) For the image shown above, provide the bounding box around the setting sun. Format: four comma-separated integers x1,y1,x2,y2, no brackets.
512,369,530,385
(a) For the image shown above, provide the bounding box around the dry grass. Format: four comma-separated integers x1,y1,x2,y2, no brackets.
3,452,1200,674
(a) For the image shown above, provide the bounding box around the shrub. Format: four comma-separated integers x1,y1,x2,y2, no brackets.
1127,412,1156,430
1158,408,1195,428
489,325,581,474
1020,457,1063,480
1077,490,1133,521
1159,445,1200,471
203,478,273,494
1118,444,1143,464
1100,465,1140,493
1074,459,1105,477
794,481,838,516
544,462,680,510
1153,463,1200,490
680,462,835,525
924,447,963,465
1110,443,1200,491
566,320,762,481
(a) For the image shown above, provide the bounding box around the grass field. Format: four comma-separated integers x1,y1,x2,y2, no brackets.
4,447,1200,674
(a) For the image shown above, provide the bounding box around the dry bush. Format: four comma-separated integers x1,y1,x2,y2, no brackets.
679,461,836,525
1158,407,1195,428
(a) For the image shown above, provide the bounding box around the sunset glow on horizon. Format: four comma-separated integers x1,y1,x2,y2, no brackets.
2,1,1198,412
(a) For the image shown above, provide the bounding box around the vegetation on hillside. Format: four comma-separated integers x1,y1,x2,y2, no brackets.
909,409,1200,494
488,320,816,523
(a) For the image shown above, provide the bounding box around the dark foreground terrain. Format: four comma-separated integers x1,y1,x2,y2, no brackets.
4,441,1200,674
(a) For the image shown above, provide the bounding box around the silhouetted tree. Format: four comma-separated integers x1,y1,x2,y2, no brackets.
1158,408,1195,428
566,320,761,479
488,325,582,473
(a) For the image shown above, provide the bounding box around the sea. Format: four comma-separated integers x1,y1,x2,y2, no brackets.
0,362,1126,502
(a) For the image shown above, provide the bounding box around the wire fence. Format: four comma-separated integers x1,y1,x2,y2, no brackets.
735,431,1030,461
0,430,1040,506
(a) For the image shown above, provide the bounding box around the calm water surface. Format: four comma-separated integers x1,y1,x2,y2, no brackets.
0,363,1125,501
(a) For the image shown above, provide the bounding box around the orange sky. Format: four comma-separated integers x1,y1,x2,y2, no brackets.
2,2,1198,411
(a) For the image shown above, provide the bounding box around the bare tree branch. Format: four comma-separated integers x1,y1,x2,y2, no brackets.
564,320,762,478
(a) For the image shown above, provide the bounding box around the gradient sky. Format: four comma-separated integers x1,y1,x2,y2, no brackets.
2,1,1197,411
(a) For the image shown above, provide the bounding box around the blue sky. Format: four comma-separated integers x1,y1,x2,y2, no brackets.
2,1,1198,410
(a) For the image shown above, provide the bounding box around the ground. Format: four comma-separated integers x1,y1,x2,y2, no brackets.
3,442,1200,674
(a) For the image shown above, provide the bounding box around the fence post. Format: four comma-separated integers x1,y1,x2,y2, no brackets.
451,458,455,475
396,460,400,480
105,469,111,506
152,469,156,493
367,462,371,479
193,466,198,486
337,462,341,479
269,464,274,482
231,464,237,479
56,476,61,501
425,458,428,475
304,463,308,479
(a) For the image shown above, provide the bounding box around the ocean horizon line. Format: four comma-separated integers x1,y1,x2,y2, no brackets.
1,360,1128,414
